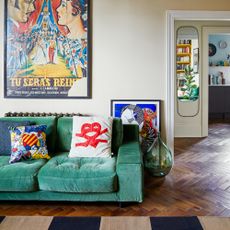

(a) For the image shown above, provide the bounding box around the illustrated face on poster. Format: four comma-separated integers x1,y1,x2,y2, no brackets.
8,0,36,23
5,0,89,98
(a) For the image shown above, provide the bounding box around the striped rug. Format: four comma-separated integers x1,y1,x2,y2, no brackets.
0,216,229,230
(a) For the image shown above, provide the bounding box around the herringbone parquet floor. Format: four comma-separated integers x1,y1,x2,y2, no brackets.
0,121,229,216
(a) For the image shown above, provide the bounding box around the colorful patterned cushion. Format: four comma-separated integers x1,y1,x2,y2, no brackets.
9,125,50,163
69,116,113,158
0,121,31,156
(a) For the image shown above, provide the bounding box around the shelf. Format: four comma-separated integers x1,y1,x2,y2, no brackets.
176,43,192,74
209,66,230,67
176,70,185,73
177,53,191,56
177,44,192,48
209,85,230,86
177,61,190,64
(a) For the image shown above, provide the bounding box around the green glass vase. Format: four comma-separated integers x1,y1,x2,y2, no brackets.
144,133,173,177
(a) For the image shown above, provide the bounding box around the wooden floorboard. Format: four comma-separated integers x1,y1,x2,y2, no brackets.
0,121,230,216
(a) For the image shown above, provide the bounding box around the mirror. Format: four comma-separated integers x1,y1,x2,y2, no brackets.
176,26,199,102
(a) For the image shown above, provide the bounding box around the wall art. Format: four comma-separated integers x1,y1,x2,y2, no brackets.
5,0,90,98
111,99,161,153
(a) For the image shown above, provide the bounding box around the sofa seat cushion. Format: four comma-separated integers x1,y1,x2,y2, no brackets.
0,156,47,192
38,153,118,193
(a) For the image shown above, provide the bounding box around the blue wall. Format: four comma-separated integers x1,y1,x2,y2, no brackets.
209,34,230,66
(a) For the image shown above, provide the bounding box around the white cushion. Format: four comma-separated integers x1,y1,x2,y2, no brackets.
69,116,113,158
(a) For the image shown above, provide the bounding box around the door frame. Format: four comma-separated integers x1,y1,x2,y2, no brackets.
202,26,230,137
166,10,230,154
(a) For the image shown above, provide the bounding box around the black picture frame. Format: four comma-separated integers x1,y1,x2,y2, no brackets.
110,99,161,132
4,0,91,99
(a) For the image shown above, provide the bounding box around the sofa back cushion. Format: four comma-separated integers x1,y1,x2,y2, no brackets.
111,118,123,155
57,117,123,154
0,117,57,156
56,117,73,152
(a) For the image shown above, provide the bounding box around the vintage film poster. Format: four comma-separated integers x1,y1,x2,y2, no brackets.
111,99,161,153
5,0,90,98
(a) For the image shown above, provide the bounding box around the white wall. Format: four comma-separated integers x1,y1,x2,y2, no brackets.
1,0,230,141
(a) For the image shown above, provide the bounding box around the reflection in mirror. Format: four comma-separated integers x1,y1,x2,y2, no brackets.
176,26,199,102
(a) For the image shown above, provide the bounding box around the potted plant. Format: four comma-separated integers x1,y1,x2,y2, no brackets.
179,66,199,101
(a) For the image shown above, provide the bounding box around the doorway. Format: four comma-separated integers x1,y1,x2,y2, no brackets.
203,27,230,127
166,11,230,155
174,22,230,139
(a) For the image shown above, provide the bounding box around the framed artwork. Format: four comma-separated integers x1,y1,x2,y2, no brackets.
4,0,90,98
193,48,199,73
111,99,161,153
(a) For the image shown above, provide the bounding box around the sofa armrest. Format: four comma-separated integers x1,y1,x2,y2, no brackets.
116,141,143,203
117,141,143,165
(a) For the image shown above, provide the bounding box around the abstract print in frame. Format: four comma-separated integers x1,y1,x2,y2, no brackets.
4,0,90,98
111,99,161,154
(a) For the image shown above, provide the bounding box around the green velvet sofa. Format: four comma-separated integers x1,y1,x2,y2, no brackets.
0,116,143,204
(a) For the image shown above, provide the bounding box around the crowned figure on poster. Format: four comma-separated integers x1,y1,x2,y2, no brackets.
30,1,58,65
